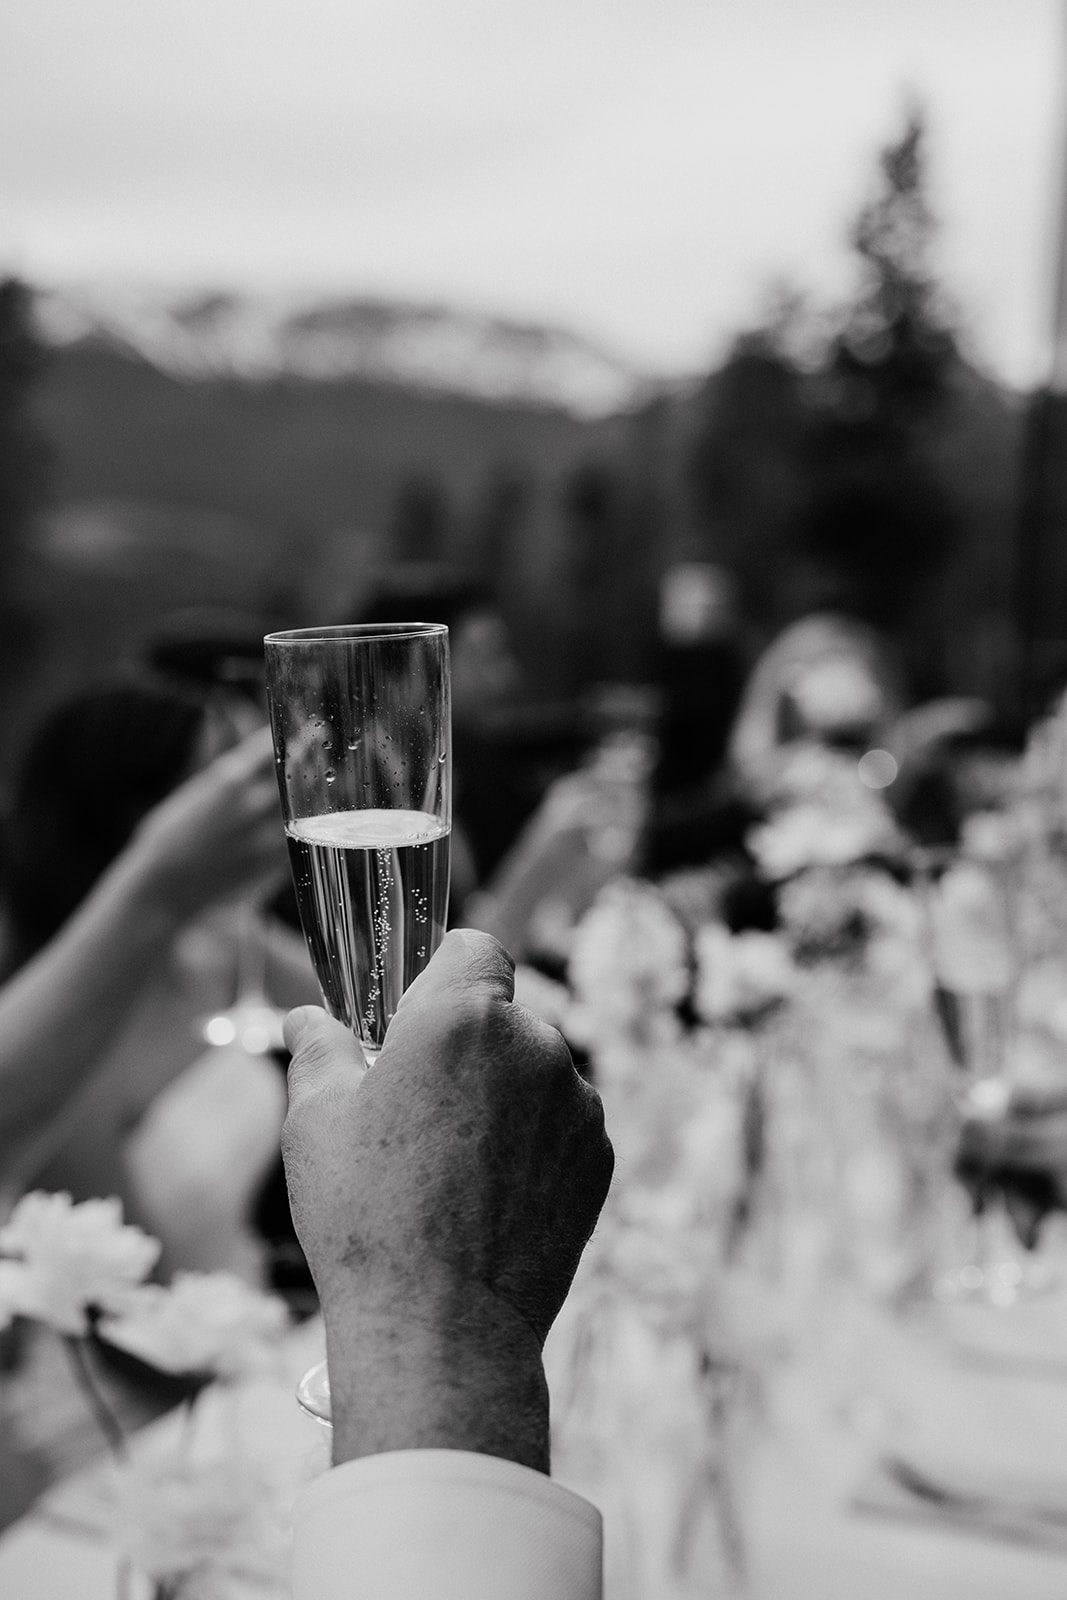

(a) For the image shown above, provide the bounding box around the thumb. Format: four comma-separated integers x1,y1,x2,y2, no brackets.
283,1005,366,1102
395,927,517,1014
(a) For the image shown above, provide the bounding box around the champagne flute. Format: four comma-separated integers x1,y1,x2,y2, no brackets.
264,622,452,1419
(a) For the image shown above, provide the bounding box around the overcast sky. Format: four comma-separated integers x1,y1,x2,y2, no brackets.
2,0,1064,383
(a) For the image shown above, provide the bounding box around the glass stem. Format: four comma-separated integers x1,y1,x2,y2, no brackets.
234,903,268,1002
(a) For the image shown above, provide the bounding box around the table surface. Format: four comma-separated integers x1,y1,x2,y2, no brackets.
5,1294,1067,1599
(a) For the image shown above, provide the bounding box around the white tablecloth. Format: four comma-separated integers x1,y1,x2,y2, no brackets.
744,1292,1067,1600
6,1296,1067,1599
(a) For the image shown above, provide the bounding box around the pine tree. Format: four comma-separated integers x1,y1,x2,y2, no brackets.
0,278,49,750
0,277,48,565
801,109,960,641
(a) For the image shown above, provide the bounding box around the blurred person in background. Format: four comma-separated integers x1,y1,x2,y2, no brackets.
638,562,754,879
886,701,1020,848
471,563,765,966
0,659,319,1280
727,610,905,802
468,692,655,970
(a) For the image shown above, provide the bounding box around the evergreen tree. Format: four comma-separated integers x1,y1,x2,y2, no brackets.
686,321,809,627
0,278,49,751
387,471,450,563
465,466,529,600
0,278,48,568
560,460,619,690
801,109,960,641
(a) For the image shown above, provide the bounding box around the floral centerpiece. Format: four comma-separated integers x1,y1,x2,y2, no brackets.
521,867,797,1598
533,728,1062,1594
0,1191,321,1599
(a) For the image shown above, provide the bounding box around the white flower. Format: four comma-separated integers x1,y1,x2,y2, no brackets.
657,866,730,937
927,862,1013,993
748,796,897,880
960,809,1022,863
568,880,689,1051
98,1271,289,1379
674,1087,748,1221
779,866,917,962
1018,958,1067,1040
693,924,795,1026
0,1192,160,1335
0,1260,26,1333
111,1448,287,1596
769,742,872,808
748,740,903,879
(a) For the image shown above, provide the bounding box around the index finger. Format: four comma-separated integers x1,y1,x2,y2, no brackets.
392,927,516,1021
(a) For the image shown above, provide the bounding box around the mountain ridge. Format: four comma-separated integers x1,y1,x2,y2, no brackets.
32,284,664,419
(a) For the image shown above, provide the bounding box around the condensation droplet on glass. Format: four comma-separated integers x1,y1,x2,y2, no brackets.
325,769,336,785
438,751,447,763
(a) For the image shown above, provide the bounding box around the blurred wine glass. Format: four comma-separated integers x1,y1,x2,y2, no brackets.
197,900,287,1056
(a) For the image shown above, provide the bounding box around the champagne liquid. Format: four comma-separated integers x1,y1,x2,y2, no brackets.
286,808,450,1060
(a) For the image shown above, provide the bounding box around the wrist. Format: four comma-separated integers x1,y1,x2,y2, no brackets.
319,1276,550,1474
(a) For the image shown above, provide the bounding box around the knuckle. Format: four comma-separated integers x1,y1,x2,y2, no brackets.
448,984,499,1043
449,926,515,984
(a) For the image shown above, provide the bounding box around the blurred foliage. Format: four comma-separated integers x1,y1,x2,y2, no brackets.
462,466,530,594
0,278,49,564
387,471,451,563
687,110,975,698
0,277,50,738
687,332,809,628
801,108,960,637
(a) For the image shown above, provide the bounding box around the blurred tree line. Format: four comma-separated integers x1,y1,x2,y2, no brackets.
0,278,49,739
547,108,1025,707
391,107,1019,710
685,110,967,700
0,108,1037,748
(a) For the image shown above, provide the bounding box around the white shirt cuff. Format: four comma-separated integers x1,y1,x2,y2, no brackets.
292,1449,602,1600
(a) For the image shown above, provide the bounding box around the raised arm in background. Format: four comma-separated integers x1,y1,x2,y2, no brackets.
0,726,285,1189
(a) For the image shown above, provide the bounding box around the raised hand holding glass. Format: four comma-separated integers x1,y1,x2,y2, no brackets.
265,623,451,1426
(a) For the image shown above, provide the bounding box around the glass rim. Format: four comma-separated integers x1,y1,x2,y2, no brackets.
264,621,449,646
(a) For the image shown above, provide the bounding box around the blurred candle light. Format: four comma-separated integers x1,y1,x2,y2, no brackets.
203,1015,238,1047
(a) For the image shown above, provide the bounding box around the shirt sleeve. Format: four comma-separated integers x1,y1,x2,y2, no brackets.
291,1449,602,1600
